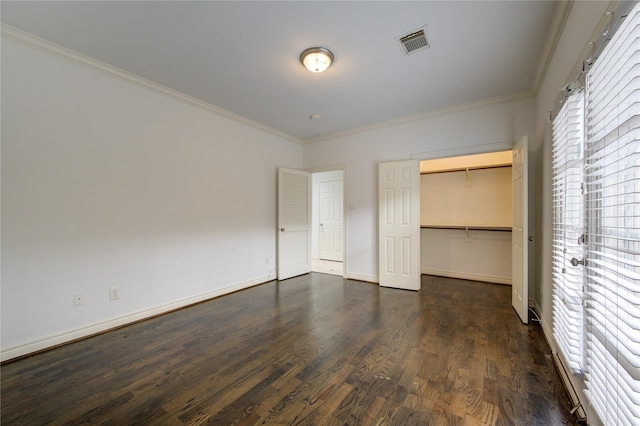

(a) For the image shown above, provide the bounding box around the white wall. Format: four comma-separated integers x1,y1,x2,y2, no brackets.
1,36,302,360
421,228,512,284
303,96,536,283
420,167,512,227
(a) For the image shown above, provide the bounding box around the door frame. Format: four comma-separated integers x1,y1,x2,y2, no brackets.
412,139,534,315
306,164,348,279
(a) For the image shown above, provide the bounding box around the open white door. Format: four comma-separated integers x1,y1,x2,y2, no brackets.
512,136,528,323
319,180,344,261
379,160,421,291
278,168,311,280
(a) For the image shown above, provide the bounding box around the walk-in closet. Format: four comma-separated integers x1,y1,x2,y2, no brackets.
420,151,513,285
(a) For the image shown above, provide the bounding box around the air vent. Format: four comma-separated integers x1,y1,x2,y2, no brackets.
397,26,430,55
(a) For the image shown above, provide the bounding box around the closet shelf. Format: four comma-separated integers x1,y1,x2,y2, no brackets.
420,225,512,232
420,164,512,175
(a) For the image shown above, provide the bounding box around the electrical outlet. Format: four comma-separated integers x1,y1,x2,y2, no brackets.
74,293,84,306
109,287,120,301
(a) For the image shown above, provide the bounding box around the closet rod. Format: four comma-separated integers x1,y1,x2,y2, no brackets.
420,164,511,175
420,225,512,232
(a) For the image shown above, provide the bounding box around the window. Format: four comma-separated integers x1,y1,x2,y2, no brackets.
552,3,640,425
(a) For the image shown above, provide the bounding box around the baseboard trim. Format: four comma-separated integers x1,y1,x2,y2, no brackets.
533,300,588,423
421,268,511,285
346,273,379,284
533,300,558,354
1,275,271,363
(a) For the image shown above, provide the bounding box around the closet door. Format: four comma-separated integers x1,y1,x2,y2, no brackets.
512,136,529,323
379,160,420,290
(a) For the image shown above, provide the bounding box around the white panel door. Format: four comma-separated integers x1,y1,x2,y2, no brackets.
378,160,421,291
278,168,311,280
319,180,343,261
512,136,529,323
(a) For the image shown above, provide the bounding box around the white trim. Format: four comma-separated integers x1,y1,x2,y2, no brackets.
1,275,272,363
535,298,590,422
421,268,511,285
305,163,347,174
346,273,379,284
0,25,301,145
534,300,558,354
532,1,574,93
412,140,515,162
535,299,596,423
303,91,534,144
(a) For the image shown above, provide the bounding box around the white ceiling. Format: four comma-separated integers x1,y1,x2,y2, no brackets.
1,1,557,143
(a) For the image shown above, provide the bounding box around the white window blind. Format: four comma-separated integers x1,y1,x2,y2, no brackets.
552,91,585,373
583,3,640,425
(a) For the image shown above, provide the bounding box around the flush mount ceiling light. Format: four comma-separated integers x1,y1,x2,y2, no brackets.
300,47,334,73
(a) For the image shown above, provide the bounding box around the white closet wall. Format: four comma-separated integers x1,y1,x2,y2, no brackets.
420,166,512,284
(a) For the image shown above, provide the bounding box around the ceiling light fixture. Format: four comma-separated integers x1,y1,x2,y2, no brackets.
300,47,334,73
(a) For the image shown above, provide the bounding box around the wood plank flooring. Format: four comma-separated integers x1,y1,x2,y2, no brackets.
1,274,579,425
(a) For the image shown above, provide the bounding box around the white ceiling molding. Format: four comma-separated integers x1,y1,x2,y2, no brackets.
532,1,574,94
1,25,302,145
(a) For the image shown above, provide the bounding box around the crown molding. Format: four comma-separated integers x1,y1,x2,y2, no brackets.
532,1,574,94
302,90,535,144
1,24,302,145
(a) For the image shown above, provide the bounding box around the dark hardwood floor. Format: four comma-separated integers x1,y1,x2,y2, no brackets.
1,274,578,425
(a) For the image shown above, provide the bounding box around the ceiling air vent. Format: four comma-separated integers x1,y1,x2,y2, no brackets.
397,26,430,55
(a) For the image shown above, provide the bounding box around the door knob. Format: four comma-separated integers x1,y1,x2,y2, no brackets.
570,257,585,267
280,227,285,232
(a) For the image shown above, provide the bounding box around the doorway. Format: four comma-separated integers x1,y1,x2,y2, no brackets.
419,150,513,284
311,170,344,276
413,137,529,323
